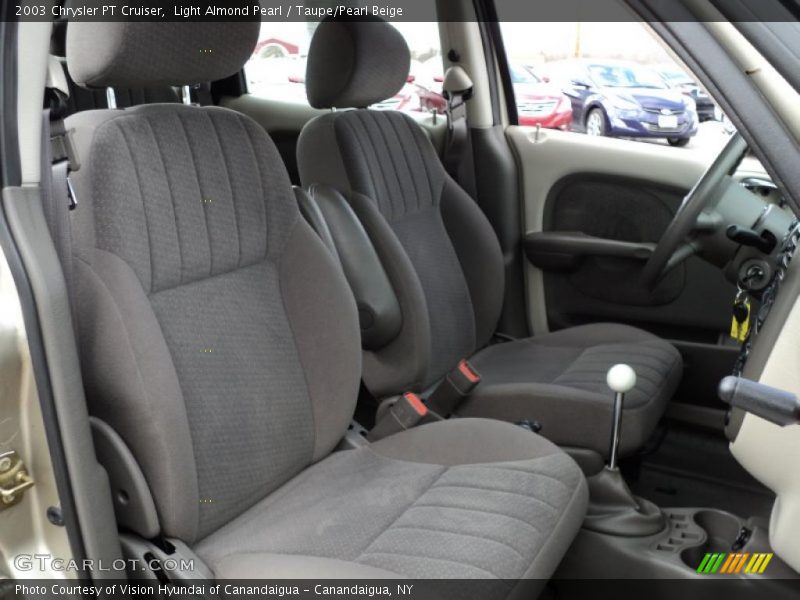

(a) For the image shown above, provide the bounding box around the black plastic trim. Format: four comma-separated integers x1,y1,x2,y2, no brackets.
211,70,247,103
0,15,20,187
472,0,502,125
481,6,518,125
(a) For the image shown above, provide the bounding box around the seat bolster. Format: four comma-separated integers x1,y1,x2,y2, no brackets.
297,113,352,192
347,192,433,396
74,250,200,542
524,322,669,348
370,418,565,466
440,178,505,349
212,553,403,579
280,219,362,461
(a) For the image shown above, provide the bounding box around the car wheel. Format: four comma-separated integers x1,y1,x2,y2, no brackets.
585,108,607,136
667,137,690,147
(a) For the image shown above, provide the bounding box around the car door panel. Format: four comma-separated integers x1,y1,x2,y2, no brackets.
508,127,730,330
538,173,735,336
508,127,742,426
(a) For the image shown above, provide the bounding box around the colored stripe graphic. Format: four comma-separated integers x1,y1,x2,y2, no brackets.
758,553,773,573
697,553,713,573
711,553,726,573
699,553,726,574
720,554,736,573
733,553,749,573
699,552,774,575
745,554,760,573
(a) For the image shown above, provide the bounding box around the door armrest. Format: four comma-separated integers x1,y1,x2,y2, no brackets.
524,231,655,272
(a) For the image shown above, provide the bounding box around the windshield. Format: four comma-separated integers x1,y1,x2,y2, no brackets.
588,64,667,89
510,65,540,85
660,69,693,86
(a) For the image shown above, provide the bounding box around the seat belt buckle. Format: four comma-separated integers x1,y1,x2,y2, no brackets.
50,124,80,210
425,359,481,418
455,359,481,388
50,126,80,172
66,176,78,210
367,392,428,442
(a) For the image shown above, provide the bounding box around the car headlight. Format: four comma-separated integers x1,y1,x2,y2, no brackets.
683,95,697,112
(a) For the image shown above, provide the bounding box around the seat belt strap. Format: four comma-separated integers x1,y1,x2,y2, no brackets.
42,108,78,307
442,90,470,179
42,66,79,324
441,66,474,183
192,82,214,106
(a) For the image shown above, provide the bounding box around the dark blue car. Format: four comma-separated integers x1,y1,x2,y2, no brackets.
549,60,699,147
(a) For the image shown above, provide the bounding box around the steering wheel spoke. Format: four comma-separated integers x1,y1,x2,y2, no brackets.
664,242,699,273
694,209,724,233
641,133,749,289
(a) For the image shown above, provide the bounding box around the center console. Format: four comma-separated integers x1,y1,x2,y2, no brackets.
555,364,799,589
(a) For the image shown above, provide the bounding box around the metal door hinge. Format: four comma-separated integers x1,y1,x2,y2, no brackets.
0,449,34,509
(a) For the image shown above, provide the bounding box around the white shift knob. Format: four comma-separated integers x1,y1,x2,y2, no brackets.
607,364,637,394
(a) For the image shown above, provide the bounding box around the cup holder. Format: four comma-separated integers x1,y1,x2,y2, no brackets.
680,509,743,569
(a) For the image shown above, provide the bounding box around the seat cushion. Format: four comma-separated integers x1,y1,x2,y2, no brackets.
195,419,587,590
460,324,682,457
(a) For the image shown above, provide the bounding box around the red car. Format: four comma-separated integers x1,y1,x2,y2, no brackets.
391,65,572,131
511,65,573,129
284,59,571,132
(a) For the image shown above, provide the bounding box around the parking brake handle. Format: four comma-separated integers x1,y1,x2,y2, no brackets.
718,376,800,427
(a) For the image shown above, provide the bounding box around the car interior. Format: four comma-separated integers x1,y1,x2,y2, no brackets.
1,0,800,597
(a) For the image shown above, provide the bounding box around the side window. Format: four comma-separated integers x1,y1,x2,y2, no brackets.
498,21,735,151
244,22,444,115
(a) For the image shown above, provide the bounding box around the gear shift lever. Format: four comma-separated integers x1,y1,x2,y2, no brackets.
583,363,665,536
606,364,636,470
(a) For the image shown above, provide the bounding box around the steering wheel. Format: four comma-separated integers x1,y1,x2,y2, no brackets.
641,133,749,288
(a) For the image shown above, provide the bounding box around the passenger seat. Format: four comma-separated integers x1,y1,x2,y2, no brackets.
63,20,588,590
297,18,682,461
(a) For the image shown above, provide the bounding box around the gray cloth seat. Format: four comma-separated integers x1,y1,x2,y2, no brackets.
297,18,683,459
462,324,682,456
63,20,587,590
197,419,587,583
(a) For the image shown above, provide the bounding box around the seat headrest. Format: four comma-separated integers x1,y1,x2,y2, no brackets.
305,17,410,109
66,21,259,88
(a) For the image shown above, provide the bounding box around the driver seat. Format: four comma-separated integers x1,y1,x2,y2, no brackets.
297,18,683,460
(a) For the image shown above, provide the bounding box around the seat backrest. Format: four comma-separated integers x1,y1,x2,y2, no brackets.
297,18,505,393
65,21,361,544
